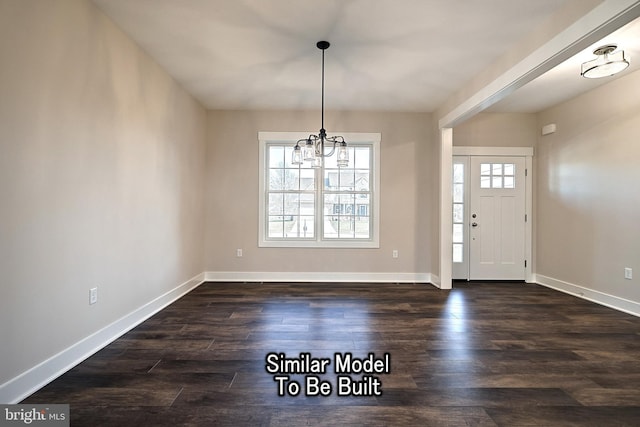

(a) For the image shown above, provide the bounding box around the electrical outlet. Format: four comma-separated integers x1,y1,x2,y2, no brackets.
236,249,243,257
624,268,633,280
89,287,98,305
392,250,398,259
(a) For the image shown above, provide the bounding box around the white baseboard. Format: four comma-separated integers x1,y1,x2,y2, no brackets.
430,274,441,288
0,272,206,404
1,271,439,403
204,271,434,285
535,274,640,317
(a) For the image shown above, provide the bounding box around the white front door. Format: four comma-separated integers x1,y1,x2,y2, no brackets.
469,156,526,280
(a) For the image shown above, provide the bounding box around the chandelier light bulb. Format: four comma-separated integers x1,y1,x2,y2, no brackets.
337,143,349,168
291,145,302,165
303,141,316,161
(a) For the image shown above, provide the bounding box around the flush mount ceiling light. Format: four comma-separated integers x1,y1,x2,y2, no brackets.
581,44,629,79
292,41,348,168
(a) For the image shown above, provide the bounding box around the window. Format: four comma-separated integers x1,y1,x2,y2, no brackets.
265,145,316,239
452,162,465,263
480,162,516,189
259,132,380,248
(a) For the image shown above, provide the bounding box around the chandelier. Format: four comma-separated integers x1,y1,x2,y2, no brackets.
581,44,629,79
292,41,348,168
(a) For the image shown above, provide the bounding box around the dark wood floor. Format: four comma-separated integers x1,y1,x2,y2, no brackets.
24,281,640,426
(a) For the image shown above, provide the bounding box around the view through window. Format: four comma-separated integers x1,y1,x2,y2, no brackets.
259,132,380,248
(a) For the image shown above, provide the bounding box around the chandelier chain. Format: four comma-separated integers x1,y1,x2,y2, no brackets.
321,46,325,134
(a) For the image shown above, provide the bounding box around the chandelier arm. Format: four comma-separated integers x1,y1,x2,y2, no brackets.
320,137,340,158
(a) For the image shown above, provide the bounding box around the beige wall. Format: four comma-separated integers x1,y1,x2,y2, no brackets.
204,110,435,276
453,113,538,147
0,0,207,387
536,68,640,302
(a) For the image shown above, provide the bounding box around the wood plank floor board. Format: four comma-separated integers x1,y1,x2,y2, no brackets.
23,281,640,426
60,358,161,375
411,372,599,390
588,373,640,389
269,406,498,427
569,388,640,406
377,387,581,407
486,406,640,427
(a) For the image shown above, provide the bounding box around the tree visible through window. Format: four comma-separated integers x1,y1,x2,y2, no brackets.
266,145,315,239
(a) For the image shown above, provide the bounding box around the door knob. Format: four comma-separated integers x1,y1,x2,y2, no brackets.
471,222,478,227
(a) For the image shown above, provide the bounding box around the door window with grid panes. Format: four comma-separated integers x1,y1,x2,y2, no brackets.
480,162,516,189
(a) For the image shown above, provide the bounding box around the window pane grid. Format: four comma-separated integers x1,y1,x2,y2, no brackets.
322,146,372,240
266,144,316,240
267,189,316,239
453,162,465,263
480,162,515,189
264,141,375,244
323,192,370,239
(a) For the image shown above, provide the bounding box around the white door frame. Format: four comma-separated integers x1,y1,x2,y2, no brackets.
453,147,533,282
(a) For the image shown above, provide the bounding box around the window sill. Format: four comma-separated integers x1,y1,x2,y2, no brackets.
259,239,380,249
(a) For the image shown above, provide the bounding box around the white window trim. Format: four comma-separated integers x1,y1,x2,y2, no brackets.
258,131,381,248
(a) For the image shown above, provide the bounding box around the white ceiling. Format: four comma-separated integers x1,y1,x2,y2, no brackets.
488,17,640,112
92,0,639,114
